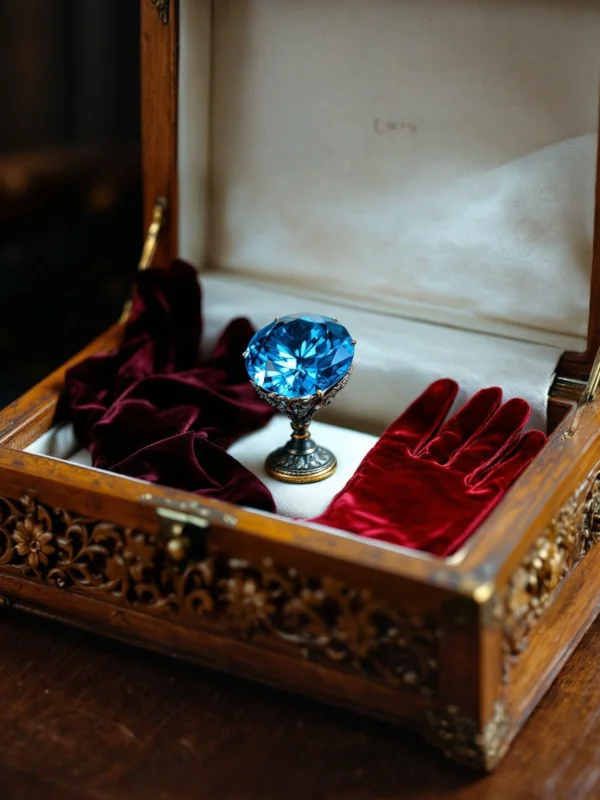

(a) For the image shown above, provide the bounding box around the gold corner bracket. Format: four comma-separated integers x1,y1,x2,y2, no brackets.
151,0,170,25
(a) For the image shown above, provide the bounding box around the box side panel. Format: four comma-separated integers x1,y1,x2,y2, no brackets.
504,542,600,731
501,490,600,704
491,463,600,749
0,573,436,732
0,450,491,768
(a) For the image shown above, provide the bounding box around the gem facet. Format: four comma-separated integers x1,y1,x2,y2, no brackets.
245,313,355,398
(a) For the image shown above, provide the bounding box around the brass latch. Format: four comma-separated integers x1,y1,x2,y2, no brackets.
140,494,238,565
159,510,209,564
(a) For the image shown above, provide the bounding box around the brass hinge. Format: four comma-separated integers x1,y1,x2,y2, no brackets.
549,374,586,404
151,0,170,25
140,494,238,565
138,196,167,271
552,346,600,439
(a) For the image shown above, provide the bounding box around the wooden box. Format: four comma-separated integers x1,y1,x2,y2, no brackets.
1,0,600,771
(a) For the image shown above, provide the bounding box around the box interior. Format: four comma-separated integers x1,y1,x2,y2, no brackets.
180,0,599,419
25,0,600,532
20,273,571,522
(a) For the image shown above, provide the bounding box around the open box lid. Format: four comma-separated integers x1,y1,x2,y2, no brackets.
140,0,600,392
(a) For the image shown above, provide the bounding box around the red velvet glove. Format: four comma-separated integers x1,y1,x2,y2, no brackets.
311,379,546,556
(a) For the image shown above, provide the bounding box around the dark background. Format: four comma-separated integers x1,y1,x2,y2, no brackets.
0,0,143,405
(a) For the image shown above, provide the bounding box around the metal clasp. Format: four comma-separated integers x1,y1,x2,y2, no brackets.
140,494,237,565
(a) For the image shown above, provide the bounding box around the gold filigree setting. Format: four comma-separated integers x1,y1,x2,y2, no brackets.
0,493,440,697
502,473,600,660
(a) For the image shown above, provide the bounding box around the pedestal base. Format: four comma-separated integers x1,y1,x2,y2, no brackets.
265,436,337,484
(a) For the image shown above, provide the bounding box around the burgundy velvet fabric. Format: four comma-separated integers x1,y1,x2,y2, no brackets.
61,262,546,556
62,261,276,511
311,379,547,556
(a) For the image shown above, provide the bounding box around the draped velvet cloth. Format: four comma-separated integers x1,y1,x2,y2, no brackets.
62,261,276,511
62,262,547,556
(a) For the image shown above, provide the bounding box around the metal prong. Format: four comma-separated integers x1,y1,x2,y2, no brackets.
274,316,280,322
242,350,249,358
351,339,357,345
316,389,324,399
333,317,338,322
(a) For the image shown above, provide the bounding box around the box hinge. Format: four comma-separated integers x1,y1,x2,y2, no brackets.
139,494,238,565
549,374,587,404
552,345,600,438
150,0,170,25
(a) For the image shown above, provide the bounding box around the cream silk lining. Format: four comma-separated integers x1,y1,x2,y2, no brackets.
179,0,598,352
175,0,599,436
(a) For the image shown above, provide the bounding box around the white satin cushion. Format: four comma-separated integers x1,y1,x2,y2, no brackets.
25,417,377,519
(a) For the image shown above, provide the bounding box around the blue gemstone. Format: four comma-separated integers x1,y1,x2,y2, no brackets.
245,313,355,398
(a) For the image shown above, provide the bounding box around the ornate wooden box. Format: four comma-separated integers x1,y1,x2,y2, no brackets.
1,0,600,771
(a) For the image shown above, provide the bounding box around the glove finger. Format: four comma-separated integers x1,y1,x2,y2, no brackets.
449,397,531,475
381,378,458,454
419,386,502,461
469,429,547,488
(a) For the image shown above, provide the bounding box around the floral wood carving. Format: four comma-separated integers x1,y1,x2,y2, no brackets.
151,0,169,25
502,472,600,661
426,701,509,772
0,494,440,698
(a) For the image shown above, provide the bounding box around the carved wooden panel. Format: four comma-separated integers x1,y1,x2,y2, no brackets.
502,472,600,661
0,493,440,698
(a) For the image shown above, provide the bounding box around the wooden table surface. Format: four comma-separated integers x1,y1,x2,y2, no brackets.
0,608,598,800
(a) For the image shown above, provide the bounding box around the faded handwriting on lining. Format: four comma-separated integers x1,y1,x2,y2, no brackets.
373,118,417,134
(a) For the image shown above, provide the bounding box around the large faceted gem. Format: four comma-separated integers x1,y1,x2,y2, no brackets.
245,313,355,398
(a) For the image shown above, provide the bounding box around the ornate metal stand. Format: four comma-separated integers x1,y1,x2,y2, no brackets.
251,369,353,484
